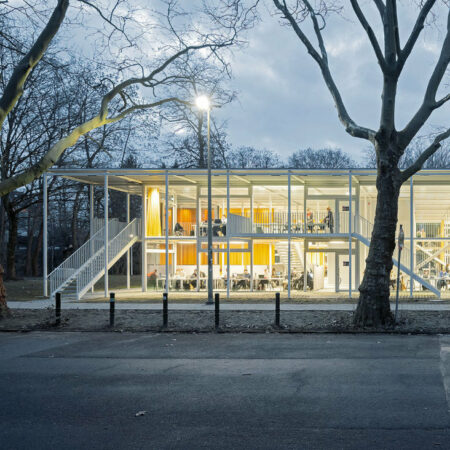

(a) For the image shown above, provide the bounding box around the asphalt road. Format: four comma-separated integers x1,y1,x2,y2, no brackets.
1,332,450,450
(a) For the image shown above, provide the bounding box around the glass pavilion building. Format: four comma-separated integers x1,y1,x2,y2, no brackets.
44,168,450,300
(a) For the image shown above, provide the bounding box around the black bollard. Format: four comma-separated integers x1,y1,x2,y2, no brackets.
109,292,115,327
55,292,61,326
275,292,280,327
215,293,220,330
163,292,168,328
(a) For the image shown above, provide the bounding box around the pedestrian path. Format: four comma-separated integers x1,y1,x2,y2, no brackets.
7,300,450,311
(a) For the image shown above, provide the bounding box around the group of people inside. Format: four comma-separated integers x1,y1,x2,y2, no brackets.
199,215,227,237
147,265,312,291
148,267,207,290
303,207,334,233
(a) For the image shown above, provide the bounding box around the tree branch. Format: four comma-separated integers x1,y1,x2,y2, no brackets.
398,0,436,73
399,9,450,148
0,97,189,197
350,0,387,72
273,0,376,141
0,0,69,130
400,128,450,181
372,0,386,18
435,93,450,108
391,0,401,58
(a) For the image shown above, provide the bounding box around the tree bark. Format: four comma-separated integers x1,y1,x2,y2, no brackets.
32,220,43,276
25,212,34,276
0,265,8,316
6,209,18,280
354,163,402,326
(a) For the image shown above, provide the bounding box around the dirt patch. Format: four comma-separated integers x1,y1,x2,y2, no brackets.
1,308,450,334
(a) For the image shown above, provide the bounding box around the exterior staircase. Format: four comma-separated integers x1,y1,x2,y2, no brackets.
353,214,440,298
274,241,304,270
48,218,140,300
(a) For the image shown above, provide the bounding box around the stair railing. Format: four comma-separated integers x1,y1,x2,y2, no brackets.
48,218,123,297
75,219,139,298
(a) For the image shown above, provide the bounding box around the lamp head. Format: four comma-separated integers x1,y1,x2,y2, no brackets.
195,95,210,111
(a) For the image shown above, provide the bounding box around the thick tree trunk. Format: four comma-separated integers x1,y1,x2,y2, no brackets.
354,167,402,326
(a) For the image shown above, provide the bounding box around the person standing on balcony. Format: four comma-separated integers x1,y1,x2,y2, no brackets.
325,207,334,233
306,208,314,233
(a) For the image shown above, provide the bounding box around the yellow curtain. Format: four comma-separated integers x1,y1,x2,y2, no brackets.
146,188,161,236
177,244,197,265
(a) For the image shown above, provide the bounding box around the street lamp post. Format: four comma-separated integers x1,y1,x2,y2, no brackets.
196,95,213,304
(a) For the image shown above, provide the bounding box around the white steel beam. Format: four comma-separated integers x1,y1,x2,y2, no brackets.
43,173,48,297
104,174,109,297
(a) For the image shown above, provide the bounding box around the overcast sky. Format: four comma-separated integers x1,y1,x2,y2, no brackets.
215,2,449,164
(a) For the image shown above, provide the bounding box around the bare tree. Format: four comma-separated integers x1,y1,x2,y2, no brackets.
161,57,236,168
0,0,69,130
272,1,450,325
0,0,258,196
288,148,357,169
364,137,450,169
227,146,284,168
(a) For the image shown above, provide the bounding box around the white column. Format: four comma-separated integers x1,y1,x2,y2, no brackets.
250,184,254,291
410,176,414,296
303,184,307,234
348,172,352,299
288,172,292,298
141,185,147,292
104,174,109,297
196,185,200,292
173,194,177,276
355,183,360,288
165,171,169,294
90,185,95,293
90,186,94,242
303,240,307,292
126,193,130,290
226,171,230,299
269,243,273,275
43,173,48,297
250,240,254,292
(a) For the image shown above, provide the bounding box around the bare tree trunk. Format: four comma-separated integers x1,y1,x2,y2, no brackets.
25,212,33,276
0,203,6,268
0,265,8,316
6,209,18,279
355,165,402,326
32,220,43,276
71,189,82,249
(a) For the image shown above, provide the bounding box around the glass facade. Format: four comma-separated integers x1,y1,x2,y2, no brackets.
47,168,450,300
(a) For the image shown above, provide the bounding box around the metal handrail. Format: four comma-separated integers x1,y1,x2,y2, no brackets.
48,218,124,296
75,219,139,298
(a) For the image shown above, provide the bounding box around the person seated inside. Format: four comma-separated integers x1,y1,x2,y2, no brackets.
147,268,158,289
189,269,199,289
213,218,222,236
199,270,206,289
294,220,302,232
259,267,270,290
236,268,251,290
200,221,208,236
174,267,185,289
174,222,184,236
